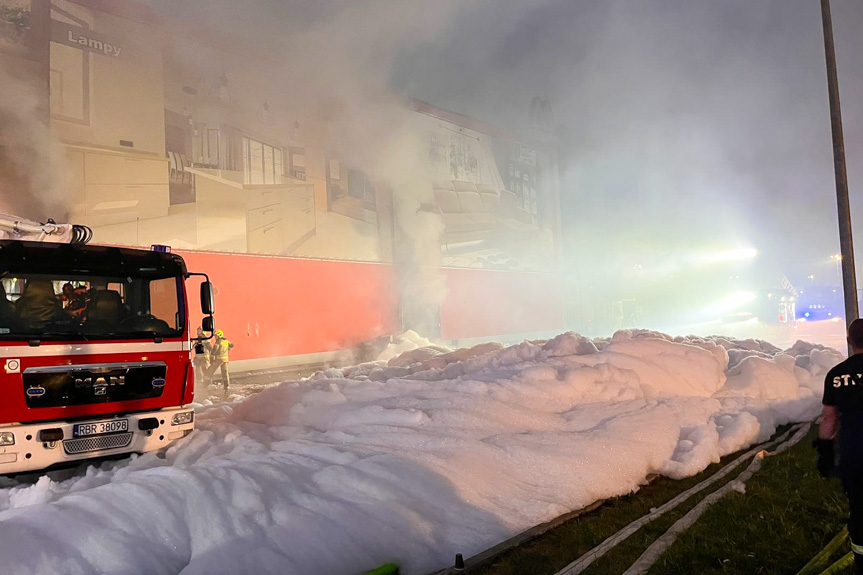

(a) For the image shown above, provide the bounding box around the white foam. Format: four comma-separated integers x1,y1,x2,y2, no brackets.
0,331,842,574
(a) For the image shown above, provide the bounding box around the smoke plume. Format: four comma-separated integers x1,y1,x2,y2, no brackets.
0,64,67,220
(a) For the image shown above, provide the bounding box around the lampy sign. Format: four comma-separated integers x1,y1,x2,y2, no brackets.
51,21,124,58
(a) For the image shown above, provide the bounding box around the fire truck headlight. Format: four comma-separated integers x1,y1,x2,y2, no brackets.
171,411,194,426
0,432,15,446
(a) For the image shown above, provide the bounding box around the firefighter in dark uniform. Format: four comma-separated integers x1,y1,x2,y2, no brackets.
818,318,863,573
192,327,212,391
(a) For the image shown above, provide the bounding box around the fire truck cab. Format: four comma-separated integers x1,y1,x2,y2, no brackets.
0,231,214,475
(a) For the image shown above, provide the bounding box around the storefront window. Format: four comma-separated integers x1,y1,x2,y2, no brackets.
274,152,283,181
192,127,220,167
242,136,283,185
289,149,306,180
206,129,220,165
264,145,274,183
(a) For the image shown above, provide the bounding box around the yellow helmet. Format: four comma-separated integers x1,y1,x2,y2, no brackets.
214,329,224,338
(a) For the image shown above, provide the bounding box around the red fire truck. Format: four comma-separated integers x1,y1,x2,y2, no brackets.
0,214,214,474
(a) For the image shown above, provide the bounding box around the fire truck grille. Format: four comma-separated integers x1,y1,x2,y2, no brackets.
63,433,133,455
23,363,167,409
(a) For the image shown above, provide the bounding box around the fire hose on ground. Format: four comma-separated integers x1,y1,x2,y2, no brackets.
553,421,811,575
619,422,812,575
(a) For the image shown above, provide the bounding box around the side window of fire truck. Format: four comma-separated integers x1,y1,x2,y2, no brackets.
2,277,22,303
149,277,180,329
0,278,18,329
106,282,125,301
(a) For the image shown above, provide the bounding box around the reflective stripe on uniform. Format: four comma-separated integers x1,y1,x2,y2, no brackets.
851,539,863,555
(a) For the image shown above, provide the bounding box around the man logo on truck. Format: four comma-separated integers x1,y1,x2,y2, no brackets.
74,375,126,389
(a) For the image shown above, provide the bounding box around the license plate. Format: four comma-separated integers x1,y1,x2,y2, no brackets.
73,419,129,438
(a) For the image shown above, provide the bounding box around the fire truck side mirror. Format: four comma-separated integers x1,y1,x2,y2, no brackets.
202,316,215,333
200,281,215,315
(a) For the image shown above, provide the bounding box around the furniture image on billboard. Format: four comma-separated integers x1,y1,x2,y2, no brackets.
66,144,170,227
429,180,534,248
189,168,315,256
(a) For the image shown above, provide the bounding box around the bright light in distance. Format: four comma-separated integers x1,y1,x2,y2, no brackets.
831,253,843,261
694,248,758,265
713,291,756,311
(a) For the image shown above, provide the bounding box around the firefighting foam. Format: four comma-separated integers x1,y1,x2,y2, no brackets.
0,331,842,574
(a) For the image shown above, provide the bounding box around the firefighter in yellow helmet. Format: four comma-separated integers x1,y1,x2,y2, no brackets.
205,329,234,391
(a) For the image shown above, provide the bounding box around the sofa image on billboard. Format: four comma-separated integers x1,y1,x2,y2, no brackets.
429,180,535,248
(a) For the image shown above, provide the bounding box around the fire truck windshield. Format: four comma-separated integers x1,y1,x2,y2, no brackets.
0,272,185,341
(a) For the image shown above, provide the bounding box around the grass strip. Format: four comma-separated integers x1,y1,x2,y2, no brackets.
473,424,849,575
645,425,848,574
471,427,797,575
622,424,812,575
558,425,804,575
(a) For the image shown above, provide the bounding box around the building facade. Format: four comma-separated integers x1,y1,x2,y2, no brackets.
1,0,565,370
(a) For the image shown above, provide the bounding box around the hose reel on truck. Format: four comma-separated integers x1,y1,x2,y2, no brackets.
0,212,92,244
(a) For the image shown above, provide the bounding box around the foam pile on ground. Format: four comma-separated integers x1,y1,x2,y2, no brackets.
374,330,449,364
0,331,843,575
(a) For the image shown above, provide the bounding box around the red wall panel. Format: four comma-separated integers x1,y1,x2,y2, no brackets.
179,251,400,361
440,268,564,341
177,251,562,360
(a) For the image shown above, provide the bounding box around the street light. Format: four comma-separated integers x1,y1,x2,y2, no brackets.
831,253,843,284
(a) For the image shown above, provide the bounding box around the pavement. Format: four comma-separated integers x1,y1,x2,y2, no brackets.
195,362,326,401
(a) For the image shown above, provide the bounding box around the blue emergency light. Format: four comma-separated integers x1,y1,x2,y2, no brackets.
150,244,172,253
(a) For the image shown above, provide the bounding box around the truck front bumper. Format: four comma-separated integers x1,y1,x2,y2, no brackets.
0,406,195,475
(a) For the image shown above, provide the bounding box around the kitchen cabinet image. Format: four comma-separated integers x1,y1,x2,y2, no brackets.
66,144,170,227
189,168,315,255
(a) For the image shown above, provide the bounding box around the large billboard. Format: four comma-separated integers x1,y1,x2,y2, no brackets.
414,111,559,272
42,1,559,275
49,20,396,264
